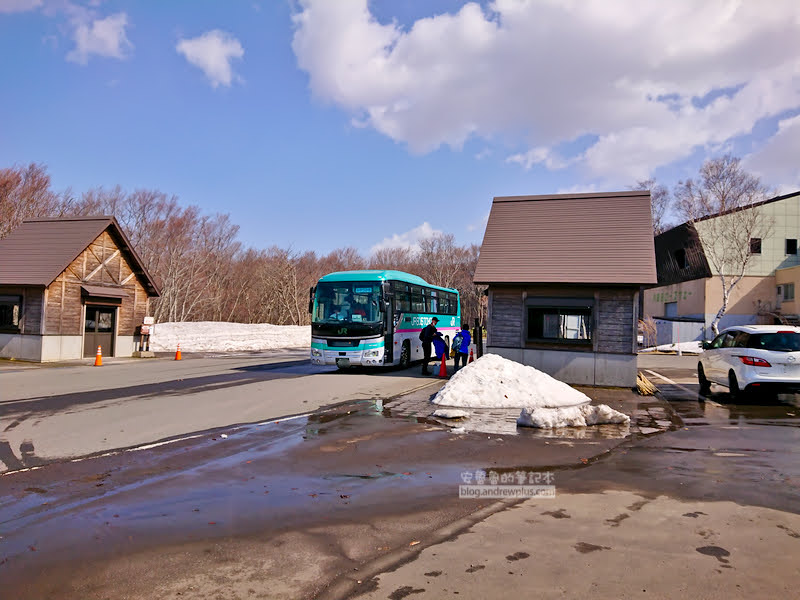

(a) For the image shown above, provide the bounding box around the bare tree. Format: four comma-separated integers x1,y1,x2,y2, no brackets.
674,155,772,335
0,163,68,238
634,178,671,234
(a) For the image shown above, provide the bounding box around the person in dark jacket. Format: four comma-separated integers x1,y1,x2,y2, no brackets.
419,317,439,374
452,322,472,372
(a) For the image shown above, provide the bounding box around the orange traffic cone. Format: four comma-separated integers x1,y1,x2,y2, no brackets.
437,353,448,377
468,349,474,363
175,343,182,361
94,345,103,366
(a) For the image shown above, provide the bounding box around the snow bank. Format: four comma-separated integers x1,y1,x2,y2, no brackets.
517,404,630,428
641,341,702,355
431,354,592,409
150,322,310,352
432,408,470,419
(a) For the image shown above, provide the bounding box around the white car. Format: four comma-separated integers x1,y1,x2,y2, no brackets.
698,325,800,398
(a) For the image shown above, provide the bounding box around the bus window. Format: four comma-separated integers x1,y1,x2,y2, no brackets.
439,295,450,315
447,292,458,315
410,286,425,313
397,292,411,312
426,289,438,314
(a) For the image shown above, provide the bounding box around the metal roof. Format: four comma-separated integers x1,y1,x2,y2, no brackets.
0,216,160,296
474,191,658,285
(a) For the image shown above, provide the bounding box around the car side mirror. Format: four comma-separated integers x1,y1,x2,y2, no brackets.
702,341,711,350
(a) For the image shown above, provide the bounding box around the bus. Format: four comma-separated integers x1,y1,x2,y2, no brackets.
309,270,461,368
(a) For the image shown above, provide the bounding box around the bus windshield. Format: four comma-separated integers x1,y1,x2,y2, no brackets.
312,282,383,325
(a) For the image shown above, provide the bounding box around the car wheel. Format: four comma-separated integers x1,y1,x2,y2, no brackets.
728,370,741,399
399,341,410,369
698,363,711,396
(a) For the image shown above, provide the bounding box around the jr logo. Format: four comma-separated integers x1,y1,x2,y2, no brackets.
337,327,348,335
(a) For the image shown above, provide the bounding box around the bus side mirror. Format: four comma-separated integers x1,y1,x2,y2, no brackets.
308,286,316,314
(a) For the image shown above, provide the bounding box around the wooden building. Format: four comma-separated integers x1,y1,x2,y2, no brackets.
0,216,160,361
474,192,657,387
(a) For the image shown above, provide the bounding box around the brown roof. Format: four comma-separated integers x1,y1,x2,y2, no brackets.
474,191,657,285
0,216,160,296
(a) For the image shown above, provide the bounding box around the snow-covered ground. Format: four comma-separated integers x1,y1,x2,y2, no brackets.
150,322,310,352
431,354,630,429
640,341,703,355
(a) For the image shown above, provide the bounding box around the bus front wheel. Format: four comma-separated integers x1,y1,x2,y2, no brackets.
399,341,410,369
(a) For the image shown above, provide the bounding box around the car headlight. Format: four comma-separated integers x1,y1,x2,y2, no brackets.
363,349,381,357
311,348,322,357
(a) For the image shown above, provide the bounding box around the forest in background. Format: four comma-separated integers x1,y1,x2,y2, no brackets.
0,163,486,325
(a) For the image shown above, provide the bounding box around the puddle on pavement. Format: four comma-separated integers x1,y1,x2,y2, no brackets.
668,396,800,428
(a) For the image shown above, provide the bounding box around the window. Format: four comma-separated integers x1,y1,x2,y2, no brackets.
0,295,21,331
410,286,425,313
526,298,593,343
750,238,762,254
785,283,795,301
664,302,678,317
674,248,687,269
787,239,798,255
426,289,438,314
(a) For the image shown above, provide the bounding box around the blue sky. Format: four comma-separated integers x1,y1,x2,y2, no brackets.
2,1,799,256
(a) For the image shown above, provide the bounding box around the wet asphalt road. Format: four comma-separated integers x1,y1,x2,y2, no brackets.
1,353,799,598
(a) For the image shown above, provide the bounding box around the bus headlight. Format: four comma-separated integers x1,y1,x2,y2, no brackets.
363,349,381,357
311,348,323,357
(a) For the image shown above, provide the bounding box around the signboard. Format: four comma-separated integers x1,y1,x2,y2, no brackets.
143,316,155,325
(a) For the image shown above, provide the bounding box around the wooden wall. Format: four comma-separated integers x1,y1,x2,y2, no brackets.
595,289,636,354
489,287,525,347
44,229,150,336
488,284,637,354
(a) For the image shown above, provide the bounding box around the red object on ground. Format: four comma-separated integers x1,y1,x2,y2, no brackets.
438,353,447,377
468,349,474,363
94,346,102,367
175,343,182,361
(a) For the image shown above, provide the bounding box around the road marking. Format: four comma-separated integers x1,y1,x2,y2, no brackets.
643,369,702,398
644,369,677,385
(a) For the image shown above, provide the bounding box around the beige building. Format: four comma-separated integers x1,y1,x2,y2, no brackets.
644,190,800,341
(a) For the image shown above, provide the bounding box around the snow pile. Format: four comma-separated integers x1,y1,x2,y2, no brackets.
641,341,702,355
432,408,470,419
431,354,591,409
150,322,310,352
517,404,630,428
431,354,629,429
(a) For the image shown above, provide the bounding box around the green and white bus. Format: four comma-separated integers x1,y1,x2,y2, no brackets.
309,270,461,368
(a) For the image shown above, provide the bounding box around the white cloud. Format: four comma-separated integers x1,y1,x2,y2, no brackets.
0,0,41,13
466,211,489,233
66,12,132,64
506,147,571,171
176,30,244,88
370,222,444,253
744,114,800,194
292,0,800,183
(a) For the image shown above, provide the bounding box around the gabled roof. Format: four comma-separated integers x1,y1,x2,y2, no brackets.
474,191,657,285
0,216,160,296
653,222,712,286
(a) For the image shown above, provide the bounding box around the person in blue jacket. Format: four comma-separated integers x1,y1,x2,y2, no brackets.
452,323,472,372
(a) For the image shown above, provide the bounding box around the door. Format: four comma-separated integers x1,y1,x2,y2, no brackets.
84,306,116,357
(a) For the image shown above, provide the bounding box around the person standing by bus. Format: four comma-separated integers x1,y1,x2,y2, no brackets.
419,317,438,374
452,322,472,372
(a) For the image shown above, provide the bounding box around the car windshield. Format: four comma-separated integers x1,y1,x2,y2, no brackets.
746,332,800,352
312,282,382,324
